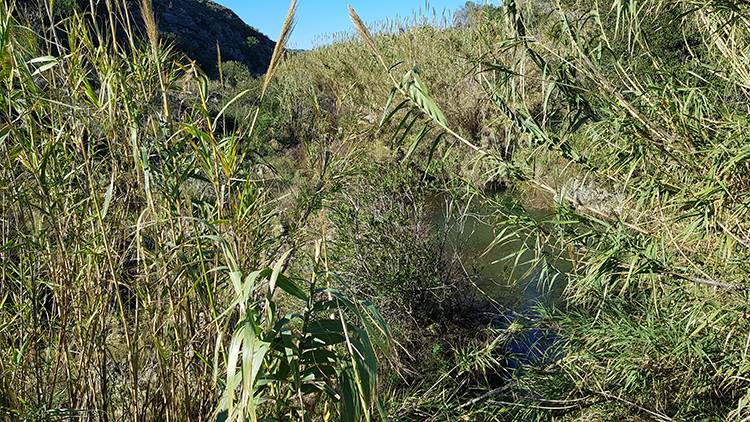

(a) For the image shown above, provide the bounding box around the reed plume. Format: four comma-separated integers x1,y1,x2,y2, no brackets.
140,0,158,54
248,0,297,137
140,0,169,118
260,0,297,97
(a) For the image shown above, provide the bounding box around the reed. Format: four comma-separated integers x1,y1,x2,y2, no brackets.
288,0,750,419
4,0,750,420
0,0,385,420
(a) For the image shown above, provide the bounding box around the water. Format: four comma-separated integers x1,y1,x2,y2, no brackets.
428,192,567,366
429,193,566,309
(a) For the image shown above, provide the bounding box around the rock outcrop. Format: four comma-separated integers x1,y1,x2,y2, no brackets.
18,0,275,77
148,0,274,76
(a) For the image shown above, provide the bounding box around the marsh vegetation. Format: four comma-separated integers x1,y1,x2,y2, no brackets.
2,0,750,420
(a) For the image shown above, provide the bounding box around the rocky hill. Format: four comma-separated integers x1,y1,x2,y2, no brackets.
147,0,274,76
19,0,275,77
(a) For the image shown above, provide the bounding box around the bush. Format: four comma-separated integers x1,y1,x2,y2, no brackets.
327,163,466,327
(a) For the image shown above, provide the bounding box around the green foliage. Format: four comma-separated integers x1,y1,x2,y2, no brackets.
273,15,503,165
468,1,750,419
222,60,255,86
341,0,750,419
0,1,387,420
209,61,296,155
454,1,504,27
7,0,750,420
327,164,462,326
245,35,259,47
216,250,389,421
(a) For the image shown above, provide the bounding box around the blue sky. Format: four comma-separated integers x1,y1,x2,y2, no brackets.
215,1,473,50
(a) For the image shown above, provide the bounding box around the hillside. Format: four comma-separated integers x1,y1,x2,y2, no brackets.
145,0,274,75
18,0,275,75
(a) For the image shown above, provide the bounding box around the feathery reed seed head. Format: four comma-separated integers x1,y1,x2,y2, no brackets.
140,0,159,53
262,0,297,96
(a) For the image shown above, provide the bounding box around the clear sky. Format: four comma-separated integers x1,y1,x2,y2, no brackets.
214,1,473,50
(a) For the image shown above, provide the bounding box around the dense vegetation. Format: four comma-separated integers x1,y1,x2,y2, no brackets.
2,0,750,420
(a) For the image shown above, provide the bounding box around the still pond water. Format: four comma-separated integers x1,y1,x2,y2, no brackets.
429,193,568,364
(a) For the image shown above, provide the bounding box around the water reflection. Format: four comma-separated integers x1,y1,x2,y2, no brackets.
430,192,567,367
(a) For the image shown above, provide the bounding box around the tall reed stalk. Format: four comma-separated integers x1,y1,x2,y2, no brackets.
0,0,388,420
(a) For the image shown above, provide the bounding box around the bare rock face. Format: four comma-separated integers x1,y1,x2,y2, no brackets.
149,0,274,76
